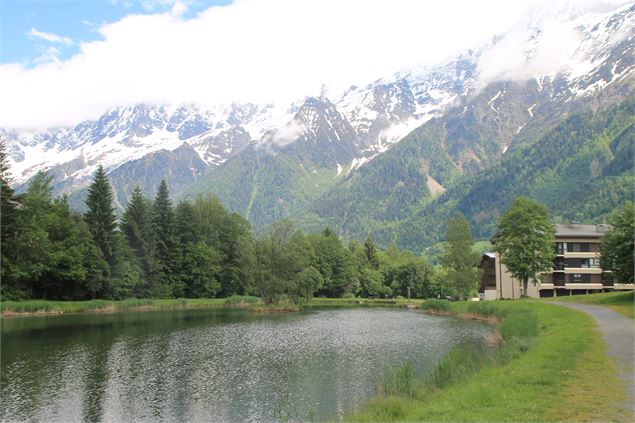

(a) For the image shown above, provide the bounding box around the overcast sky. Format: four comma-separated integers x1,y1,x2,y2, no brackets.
0,0,627,129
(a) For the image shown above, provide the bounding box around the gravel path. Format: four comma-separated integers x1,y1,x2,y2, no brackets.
553,302,634,413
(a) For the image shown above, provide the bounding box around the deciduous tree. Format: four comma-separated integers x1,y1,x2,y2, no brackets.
494,197,555,295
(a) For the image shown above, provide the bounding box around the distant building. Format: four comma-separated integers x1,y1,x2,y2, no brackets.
479,223,635,299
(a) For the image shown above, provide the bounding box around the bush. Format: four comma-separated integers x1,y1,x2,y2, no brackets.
420,299,450,312
341,293,356,299
396,295,405,300
224,295,260,305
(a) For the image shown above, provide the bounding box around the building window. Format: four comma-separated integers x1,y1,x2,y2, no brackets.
568,242,590,252
555,242,567,254
569,273,591,283
580,258,600,268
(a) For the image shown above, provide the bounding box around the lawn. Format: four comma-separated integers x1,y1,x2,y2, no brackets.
349,300,632,422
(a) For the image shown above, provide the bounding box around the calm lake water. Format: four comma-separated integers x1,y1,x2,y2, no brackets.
1,307,490,422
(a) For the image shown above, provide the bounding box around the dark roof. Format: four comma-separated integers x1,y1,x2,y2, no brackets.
555,224,609,238
491,223,610,243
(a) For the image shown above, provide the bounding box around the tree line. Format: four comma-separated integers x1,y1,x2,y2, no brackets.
2,139,631,303
0,144,446,303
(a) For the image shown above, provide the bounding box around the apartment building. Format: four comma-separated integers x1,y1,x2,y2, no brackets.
479,223,634,299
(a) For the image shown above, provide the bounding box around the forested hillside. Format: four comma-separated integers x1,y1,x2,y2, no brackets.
394,98,635,250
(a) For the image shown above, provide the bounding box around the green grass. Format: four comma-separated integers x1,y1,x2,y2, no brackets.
545,290,634,319
419,299,451,312
349,301,631,422
0,298,230,316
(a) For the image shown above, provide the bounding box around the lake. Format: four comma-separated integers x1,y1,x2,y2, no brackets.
1,307,490,422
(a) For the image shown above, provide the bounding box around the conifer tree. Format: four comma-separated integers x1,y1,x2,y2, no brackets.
152,179,177,297
364,236,380,270
121,187,155,285
0,139,18,296
84,165,118,267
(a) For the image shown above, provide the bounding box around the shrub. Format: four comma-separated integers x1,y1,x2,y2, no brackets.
420,299,450,312
341,293,356,299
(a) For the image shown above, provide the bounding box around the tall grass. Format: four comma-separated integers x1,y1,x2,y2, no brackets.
419,299,450,312
467,301,507,320
424,343,490,390
378,362,417,397
374,303,540,401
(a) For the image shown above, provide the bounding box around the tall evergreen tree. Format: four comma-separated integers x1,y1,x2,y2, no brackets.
438,213,481,300
495,197,555,295
121,187,155,290
84,165,118,267
364,236,380,270
152,179,177,297
0,139,18,297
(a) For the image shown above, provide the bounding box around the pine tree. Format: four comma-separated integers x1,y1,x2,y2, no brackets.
84,165,117,268
121,187,155,286
152,180,177,297
0,139,18,297
364,236,380,270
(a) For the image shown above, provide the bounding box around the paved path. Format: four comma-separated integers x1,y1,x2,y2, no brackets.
553,302,634,413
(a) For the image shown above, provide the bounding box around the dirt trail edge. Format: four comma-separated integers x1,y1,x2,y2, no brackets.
553,302,634,414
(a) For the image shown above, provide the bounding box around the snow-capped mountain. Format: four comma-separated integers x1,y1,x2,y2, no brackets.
2,1,633,212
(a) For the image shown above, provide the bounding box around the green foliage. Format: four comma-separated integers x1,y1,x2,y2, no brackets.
311,228,357,297
152,179,178,297
289,266,323,305
495,197,555,294
438,213,482,300
84,165,118,267
600,202,634,284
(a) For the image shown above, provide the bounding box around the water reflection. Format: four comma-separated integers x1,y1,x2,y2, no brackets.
1,308,490,422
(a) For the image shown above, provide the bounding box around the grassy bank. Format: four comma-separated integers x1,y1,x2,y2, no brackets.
350,300,631,422
0,297,249,316
0,296,423,317
545,290,634,319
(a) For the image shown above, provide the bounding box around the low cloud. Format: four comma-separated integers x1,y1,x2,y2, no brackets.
475,1,630,89
7,0,605,130
256,119,305,153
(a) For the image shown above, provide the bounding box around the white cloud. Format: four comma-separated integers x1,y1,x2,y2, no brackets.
28,28,73,46
4,0,606,130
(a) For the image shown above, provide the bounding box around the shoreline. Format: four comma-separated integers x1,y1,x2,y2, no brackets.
0,297,424,318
